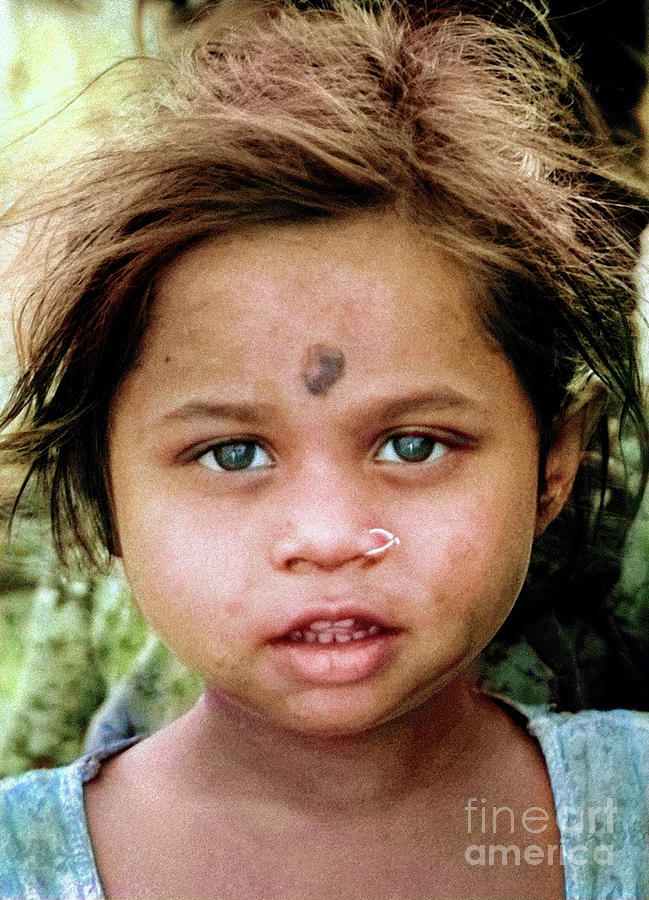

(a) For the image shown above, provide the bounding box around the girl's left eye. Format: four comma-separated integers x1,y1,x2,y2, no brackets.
375,434,447,464
198,440,272,472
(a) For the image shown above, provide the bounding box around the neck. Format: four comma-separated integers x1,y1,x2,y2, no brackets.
165,674,487,816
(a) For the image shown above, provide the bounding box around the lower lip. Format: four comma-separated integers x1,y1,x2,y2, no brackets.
270,631,401,685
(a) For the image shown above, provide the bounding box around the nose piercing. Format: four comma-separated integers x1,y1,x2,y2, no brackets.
364,528,400,558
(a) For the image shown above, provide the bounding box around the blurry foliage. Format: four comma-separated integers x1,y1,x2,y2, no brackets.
0,510,202,777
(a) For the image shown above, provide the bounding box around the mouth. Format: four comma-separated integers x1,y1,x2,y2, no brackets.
279,617,392,644
269,609,403,685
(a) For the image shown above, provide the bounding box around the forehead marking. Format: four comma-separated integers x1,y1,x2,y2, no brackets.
302,344,345,395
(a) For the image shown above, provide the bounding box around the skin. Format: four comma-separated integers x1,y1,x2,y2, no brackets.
90,212,584,898
302,343,346,394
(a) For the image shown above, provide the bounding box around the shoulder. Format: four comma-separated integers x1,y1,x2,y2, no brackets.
517,705,648,813
1,760,103,900
2,762,81,855
1,737,140,900
523,706,648,785
523,706,649,898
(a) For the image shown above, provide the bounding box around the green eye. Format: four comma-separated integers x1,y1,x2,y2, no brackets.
199,441,272,472
376,434,445,464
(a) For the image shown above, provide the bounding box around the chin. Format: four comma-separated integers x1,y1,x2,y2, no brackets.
273,685,441,737
265,693,397,737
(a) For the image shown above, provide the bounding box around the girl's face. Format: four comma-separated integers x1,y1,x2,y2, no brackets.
108,214,546,734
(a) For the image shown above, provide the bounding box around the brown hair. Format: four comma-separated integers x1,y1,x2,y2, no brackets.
1,1,648,699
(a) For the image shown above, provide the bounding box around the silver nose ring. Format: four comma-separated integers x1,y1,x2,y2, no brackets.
364,528,400,558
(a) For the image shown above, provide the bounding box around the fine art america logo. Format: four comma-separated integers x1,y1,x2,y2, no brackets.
464,797,617,868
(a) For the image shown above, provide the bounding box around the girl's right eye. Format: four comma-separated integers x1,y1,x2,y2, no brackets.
198,440,272,472
375,433,447,465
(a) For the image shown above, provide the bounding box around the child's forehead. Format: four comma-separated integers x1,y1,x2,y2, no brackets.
125,213,510,414
151,213,480,327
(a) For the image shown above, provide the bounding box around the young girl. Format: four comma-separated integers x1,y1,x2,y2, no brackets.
2,1,648,897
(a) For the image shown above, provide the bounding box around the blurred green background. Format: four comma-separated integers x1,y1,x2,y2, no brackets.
1,0,212,777
1,0,648,777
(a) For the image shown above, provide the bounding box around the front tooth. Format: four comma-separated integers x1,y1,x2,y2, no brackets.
334,632,352,643
309,620,334,632
334,618,356,628
304,631,317,643
317,632,335,644
352,630,367,640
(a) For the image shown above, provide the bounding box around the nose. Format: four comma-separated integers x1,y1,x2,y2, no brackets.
269,464,388,572
271,527,376,571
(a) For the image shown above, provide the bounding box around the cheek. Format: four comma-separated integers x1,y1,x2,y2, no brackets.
411,477,538,638
116,496,260,641
118,517,262,689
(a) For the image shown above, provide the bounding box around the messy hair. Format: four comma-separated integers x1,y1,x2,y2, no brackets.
1,0,648,704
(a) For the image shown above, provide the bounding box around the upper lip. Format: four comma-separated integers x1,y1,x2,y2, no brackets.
270,603,401,642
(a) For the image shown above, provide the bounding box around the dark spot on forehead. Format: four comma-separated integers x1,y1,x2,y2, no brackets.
302,344,345,395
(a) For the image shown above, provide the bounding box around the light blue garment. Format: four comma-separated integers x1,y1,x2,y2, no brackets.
509,704,649,900
2,708,648,899
1,736,140,900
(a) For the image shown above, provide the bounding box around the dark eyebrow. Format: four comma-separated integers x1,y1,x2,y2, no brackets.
159,388,481,428
160,401,275,426
367,388,482,420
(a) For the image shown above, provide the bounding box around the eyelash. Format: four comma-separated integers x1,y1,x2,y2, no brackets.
195,431,451,473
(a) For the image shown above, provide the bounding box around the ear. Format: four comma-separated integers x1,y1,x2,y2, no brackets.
534,393,605,537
